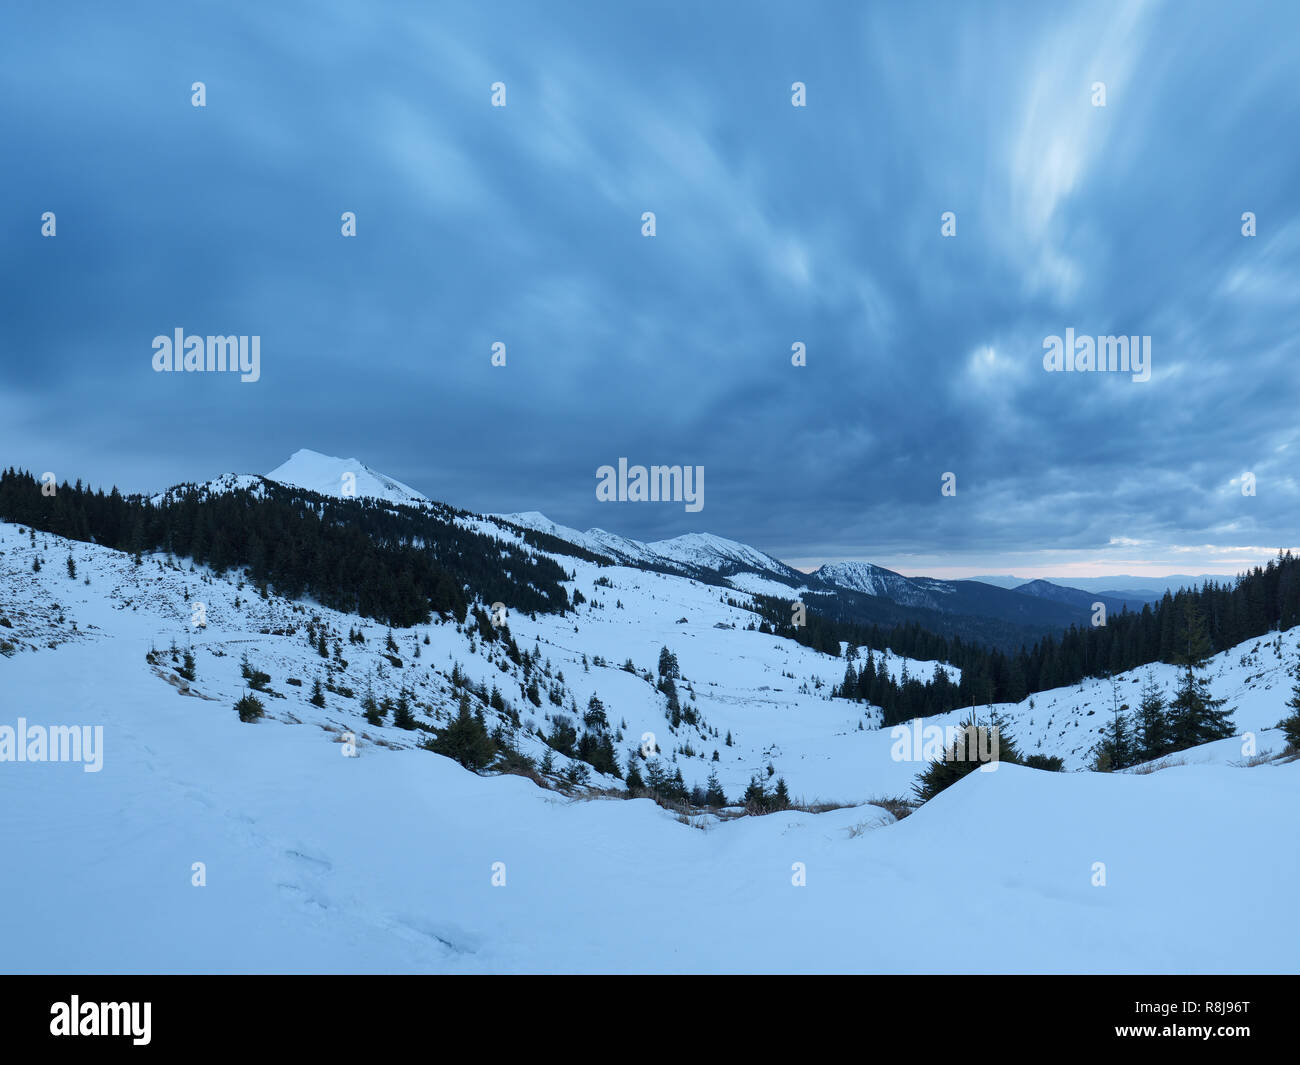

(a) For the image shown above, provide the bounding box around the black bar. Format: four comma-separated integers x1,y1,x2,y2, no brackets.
1,975,1292,1053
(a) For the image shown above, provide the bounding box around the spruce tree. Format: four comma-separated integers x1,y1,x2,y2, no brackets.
742,776,768,812
1165,601,1234,749
546,715,577,757
427,693,496,770
583,694,608,731
704,768,727,807
596,734,621,778
657,646,679,680
985,708,1022,764
1134,673,1170,761
912,711,1022,804
1095,678,1137,770
644,759,668,795
310,678,326,708
841,659,858,698
392,688,416,729
235,693,265,722
1280,651,1300,749
1092,711,1136,771
1166,666,1234,749
362,688,384,726
669,767,687,801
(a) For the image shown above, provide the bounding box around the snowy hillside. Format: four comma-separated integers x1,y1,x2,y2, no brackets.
895,633,1300,773
2,517,1296,972
0,521,945,803
2,459,1298,974
6,631,1294,974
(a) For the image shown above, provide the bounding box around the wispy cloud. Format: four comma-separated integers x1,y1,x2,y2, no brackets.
1,0,1298,578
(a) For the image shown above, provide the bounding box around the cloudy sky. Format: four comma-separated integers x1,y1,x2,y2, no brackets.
2,0,1298,579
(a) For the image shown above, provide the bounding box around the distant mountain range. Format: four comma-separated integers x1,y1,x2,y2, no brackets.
230,450,1228,650
973,574,1218,597
497,511,806,584
1011,579,1157,613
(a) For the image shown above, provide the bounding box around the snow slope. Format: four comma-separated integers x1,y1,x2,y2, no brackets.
929,631,1300,772
3,490,1298,973
3,633,1295,973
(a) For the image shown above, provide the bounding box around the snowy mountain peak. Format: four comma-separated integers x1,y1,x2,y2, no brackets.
814,560,906,595
647,531,794,577
495,511,800,581
266,449,428,505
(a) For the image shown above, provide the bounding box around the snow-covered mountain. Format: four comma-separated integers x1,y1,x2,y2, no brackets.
246,453,1124,635
151,450,432,511
498,511,801,587
646,531,803,582
137,452,1250,651
267,448,430,505
811,560,1107,635
814,560,952,606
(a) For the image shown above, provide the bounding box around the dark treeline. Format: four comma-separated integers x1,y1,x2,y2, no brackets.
756,552,1300,724
803,585,1075,654
0,469,572,627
